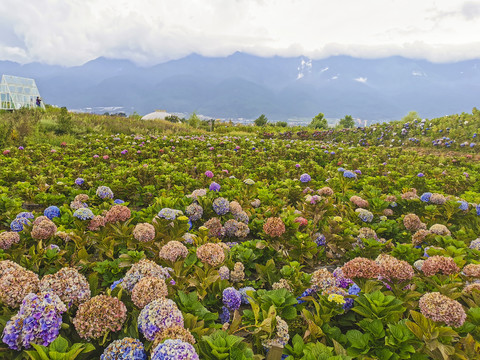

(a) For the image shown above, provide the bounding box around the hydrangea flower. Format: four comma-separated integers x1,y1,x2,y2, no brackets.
355,208,374,222
204,170,214,178
75,178,85,186
457,201,469,211
138,298,184,341
43,206,61,220
343,170,356,178
420,192,432,202
96,186,114,199
213,197,230,216
222,287,241,311
239,287,256,304
209,182,221,191
2,292,66,350
73,208,95,221
151,339,199,360
300,173,311,183
101,338,147,360
158,208,183,221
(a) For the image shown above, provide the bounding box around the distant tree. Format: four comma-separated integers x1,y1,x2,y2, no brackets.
188,112,201,128
309,113,328,129
165,115,181,123
254,114,268,127
338,115,355,128
276,121,288,127
401,111,420,123
55,107,73,135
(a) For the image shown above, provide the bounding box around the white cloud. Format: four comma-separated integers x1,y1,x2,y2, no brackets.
0,0,480,65
354,77,368,83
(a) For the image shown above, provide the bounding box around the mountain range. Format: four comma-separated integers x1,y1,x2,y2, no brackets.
1,52,480,122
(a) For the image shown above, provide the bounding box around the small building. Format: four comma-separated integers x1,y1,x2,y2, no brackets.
0,75,45,110
141,109,171,120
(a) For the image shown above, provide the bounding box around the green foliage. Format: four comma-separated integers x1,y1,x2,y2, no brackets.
55,107,74,135
352,291,406,324
24,336,95,360
254,114,268,127
309,113,328,129
198,330,254,360
284,334,351,360
338,115,355,129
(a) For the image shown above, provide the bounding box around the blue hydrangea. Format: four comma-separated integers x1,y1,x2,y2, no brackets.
151,339,199,360
300,173,311,183
101,338,147,360
158,208,183,221
314,233,326,246
44,206,61,220
337,167,345,172
209,182,221,191
74,178,84,186
296,288,316,304
420,192,432,202
239,287,256,305
457,201,469,211
96,186,114,199
343,170,356,178
110,278,124,291
348,284,361,296
10,218,30,232
73,208,94,220
355,208,374,223
114,199,125,204
16,212,34,220
477,205,480,216
2,292,66,350
222,287,241,311
219,306,230,324
213,197,230,216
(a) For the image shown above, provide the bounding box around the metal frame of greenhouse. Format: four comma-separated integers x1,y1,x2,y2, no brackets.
0,75,45,110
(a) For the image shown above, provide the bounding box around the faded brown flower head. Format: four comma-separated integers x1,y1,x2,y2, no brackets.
131,276,168,308
422,256,460,276
0,231,20,250
230,262,245,283
133,223,155,242
196,243,225,267
429,193,446,205
105,205,131,223
39,267,91,307
203,217,224,238
0,260,40,308
152,326,196,349
383,209,394,216
263,217,286,238
463,264,480,278
272,279,292,292
73,295,127,339
311,268,336,291
229,201,243,215
74,194,89,203
350,196,369,208
463,283,480,294
403,214,426,231
419,292,466,327
429,224,451,236
412,229,431,246
376,254,414,282
87,215,106,231
318,187,334,196
159,241,188,262
401,189,418,200
385,195,397,202
343,257,380,279
31,218,57,240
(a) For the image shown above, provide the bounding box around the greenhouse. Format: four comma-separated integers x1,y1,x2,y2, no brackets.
0,75,45,110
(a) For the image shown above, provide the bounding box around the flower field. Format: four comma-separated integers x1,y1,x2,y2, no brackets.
1,110,480,359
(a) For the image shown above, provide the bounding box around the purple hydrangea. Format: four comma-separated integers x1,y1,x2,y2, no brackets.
10,218,30,232
2,292,66,350
74,178,85,186
114,199,125,204
158,208,183,221
44,206,61,220
300,173,311,183
239,287,256,304
137,299,184,341
209,182,221,192
420,192,432,202
205,171,214,178
213,197,230,216
457,201,469,211
222,287,241,311
219,306,230,324
314,233,326,246
96,186,114,199
477,205,480,216
101,338,147,360
417,173,425,177
296,288,316,304
151,339,199,360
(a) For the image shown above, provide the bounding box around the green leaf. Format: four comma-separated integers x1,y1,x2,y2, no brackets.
49,336,68,353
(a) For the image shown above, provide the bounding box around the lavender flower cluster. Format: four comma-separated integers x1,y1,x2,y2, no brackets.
2,292,67,350
138,298,184,341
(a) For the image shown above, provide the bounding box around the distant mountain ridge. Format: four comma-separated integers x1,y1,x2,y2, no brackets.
1,52,479,121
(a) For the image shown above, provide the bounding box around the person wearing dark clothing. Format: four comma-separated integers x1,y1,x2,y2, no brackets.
36,97,41,107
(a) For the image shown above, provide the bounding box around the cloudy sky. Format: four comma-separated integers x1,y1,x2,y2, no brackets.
1,0,480,66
